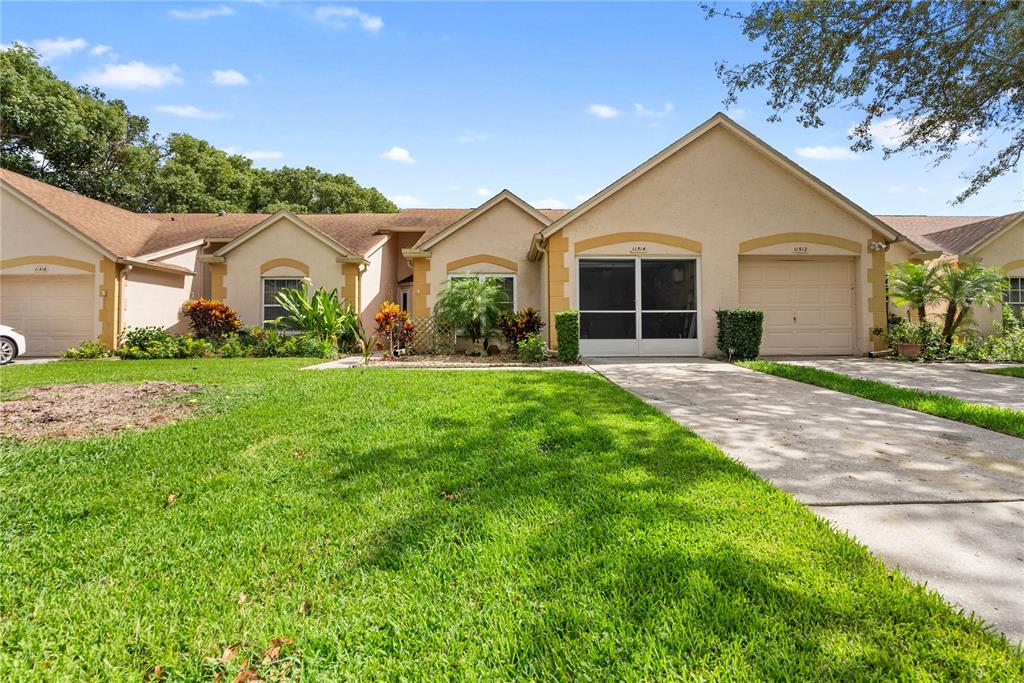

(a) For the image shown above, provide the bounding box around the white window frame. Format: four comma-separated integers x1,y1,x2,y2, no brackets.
1007,276,1024,313
261,276,304,326
447,273,517,311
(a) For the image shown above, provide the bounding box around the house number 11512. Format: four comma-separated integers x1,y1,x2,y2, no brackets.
792,246,809,253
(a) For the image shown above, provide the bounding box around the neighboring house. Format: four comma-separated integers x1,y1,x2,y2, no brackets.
1,113,1019,357
877,213,1024,333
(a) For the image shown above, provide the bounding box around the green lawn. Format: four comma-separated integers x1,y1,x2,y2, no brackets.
741,360,1024,439
983,366,1024,379
0,359,1020,680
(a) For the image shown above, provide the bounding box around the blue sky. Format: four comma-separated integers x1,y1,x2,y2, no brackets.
3,1,1021,215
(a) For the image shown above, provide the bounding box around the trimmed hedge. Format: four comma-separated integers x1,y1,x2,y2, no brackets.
716,308,764,360
555,310,580,362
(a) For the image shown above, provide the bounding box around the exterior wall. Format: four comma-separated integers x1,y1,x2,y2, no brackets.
360,238,395,330
968,222,1024,334
422,199,545,316
221,217,350,326
122,245,203,334
0,186,106,343
553,125,885,355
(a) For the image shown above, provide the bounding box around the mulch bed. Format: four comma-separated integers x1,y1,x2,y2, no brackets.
0,382,202,441
367,354,579,368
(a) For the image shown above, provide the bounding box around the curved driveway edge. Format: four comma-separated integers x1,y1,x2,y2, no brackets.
588,357,1024,644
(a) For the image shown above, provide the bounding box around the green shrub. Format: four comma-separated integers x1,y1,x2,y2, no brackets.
554,310,580,362
499,307,544,348
434,276,506,346
517,333,545,363
274,281,359,348
715,309,764,360
62,340,111,360
218,335,249,360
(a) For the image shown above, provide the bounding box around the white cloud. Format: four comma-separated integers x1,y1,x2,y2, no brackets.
532,197,567,209
89,44,114,58
447,185,460,191
314,6,383,33
573,189,599,202
475,188,494,197
586,104,621,119
458,129,488,143
80,61,183,89
391,195,423,208
155,104,227,120
726,108,748,120
380,146,415,164
31,37,88,60
795,145,859,160
210,68,249,86
634,102,674,118
169,4,235,20
862,117,908,146
244,150,284,160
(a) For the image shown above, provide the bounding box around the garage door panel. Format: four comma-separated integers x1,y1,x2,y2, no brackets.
739,258,855,356
1,275,96,356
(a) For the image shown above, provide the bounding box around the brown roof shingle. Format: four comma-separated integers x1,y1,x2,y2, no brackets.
875,213,1022,254
1,169,160,257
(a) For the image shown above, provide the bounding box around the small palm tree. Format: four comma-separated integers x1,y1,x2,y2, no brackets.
935,262,1008,346
887,261,942,323
433,276,505,347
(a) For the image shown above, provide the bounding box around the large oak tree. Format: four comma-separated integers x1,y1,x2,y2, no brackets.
0,46,397,214
704,1,1024,202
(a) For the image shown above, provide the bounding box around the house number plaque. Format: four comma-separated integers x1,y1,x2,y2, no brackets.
792,246,809,254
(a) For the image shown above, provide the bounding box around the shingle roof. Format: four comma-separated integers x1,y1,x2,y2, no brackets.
411,208,570,249
1,169,160,257
874,213,1023,254
1,170,484,258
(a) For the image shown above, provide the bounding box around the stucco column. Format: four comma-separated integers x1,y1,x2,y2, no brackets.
545,235,570,348
411,257,431,317
866,233,888,351
98,258,121,348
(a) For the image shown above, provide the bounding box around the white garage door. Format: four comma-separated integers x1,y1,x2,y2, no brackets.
0,275,95,356
739,258,855,356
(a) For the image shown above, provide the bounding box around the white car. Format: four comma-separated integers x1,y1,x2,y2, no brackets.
0,325,27,364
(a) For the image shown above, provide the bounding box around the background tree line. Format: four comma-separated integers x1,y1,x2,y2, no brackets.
0,46,397,214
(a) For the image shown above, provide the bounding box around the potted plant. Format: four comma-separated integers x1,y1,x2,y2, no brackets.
887,320,921,358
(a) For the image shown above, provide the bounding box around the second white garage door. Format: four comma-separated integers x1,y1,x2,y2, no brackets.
0,274,96,356
739,257,855,356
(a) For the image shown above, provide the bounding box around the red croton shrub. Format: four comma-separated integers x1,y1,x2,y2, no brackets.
374,301,414,356
183,299,243,339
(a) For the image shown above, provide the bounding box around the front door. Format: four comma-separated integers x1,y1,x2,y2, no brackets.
578,257,700,356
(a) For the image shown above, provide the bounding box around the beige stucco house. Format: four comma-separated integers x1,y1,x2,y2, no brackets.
2,113,1021,357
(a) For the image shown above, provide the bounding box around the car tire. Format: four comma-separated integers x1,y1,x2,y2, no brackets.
0,337,17,365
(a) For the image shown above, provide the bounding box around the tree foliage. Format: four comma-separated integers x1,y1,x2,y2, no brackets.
887,261,943,323
704,1,1024,202
0,45,398,214
433,277,506,345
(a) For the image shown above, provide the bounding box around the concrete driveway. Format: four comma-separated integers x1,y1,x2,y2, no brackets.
778,357,1024,412
588,358,1024,644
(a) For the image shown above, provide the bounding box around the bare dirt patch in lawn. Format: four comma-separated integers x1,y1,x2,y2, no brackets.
0,382,202,440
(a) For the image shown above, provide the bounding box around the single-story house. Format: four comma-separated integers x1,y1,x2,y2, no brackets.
2,113,1021,357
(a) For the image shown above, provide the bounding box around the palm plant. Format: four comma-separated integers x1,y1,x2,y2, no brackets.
433,276,505,347
934,262,1008,346
887,261,942,323
274,280,359,347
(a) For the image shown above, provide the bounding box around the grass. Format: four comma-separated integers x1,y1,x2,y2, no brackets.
982,366,1024,379
0,358,1020,680
740,360,1024,439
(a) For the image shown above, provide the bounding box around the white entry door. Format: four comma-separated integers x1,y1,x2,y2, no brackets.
738,257,855,355
578,257,700,356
